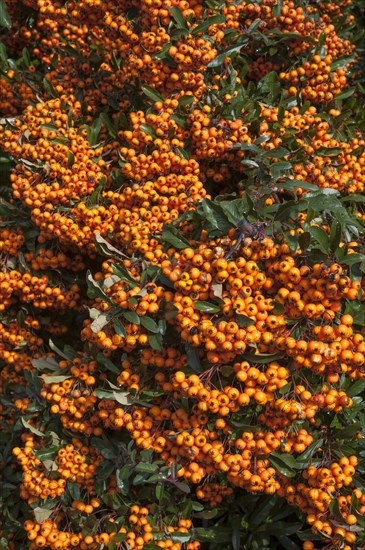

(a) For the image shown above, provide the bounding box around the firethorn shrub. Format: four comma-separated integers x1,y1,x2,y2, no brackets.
1,0,365,549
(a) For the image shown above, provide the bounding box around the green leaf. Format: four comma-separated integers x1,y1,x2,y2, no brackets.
265,147,289,159
40,375,71,384
40,124,58,132
255,135,271,146
162,225,191,249
140,316,160,333
100,112,117,138
135,463,158,474
116,466,130,493
142,84,164,103
95,231,125,259
94,389,114,399
32,357,59,371
329,220,342,252
91,438,117,460
344,302,365,327
192,14,226,35
88,177,107,206
297,530,322,542
272,0,283,17
35,446,61,461
219,199,246,225
140,124,156,137
247,19,262,33
347,380,365,398
248,498,277,530
176,146,189,159
66,482,81,501
95,461,115,486
340,253,365,267
341,194,365,204
257,71,281,102
164,475,191,493
275,200,305,222
335,87,356,100
258,522,302,536
49,339,74,360
67,152,75,167
232,527,240,550
170,114,186,128
279,382,292,395
0,0,11,29
178,95,195,106
298,232,311,252
241,159,259,169
148,333,163,351
113,534,127,543
207,43,248,68
315,31,326,57
307,225,330,253
241,352,284,364
271,161,292,179
296,438,324,463
272,301,285,315
112,391,130,405
114,319,127,337
194,301,221,314
335,422,362,439
167,6,188,29
315,147,342,157
194,527,232,543
329,497,343,520
155,482,164,500
21,418,45,437
86,270,108,300
123,310,140,324
185,344,202,372
111,263,138,287
237,314,255,327
193,509,219,519
171,532,191,544
280,180,318,192
152,43,177,65
269,455,296,477
270,452,297,468
330,54,356,71
201,199,233,234
88,116,102,146
96,354,120,374
33,507,54,523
